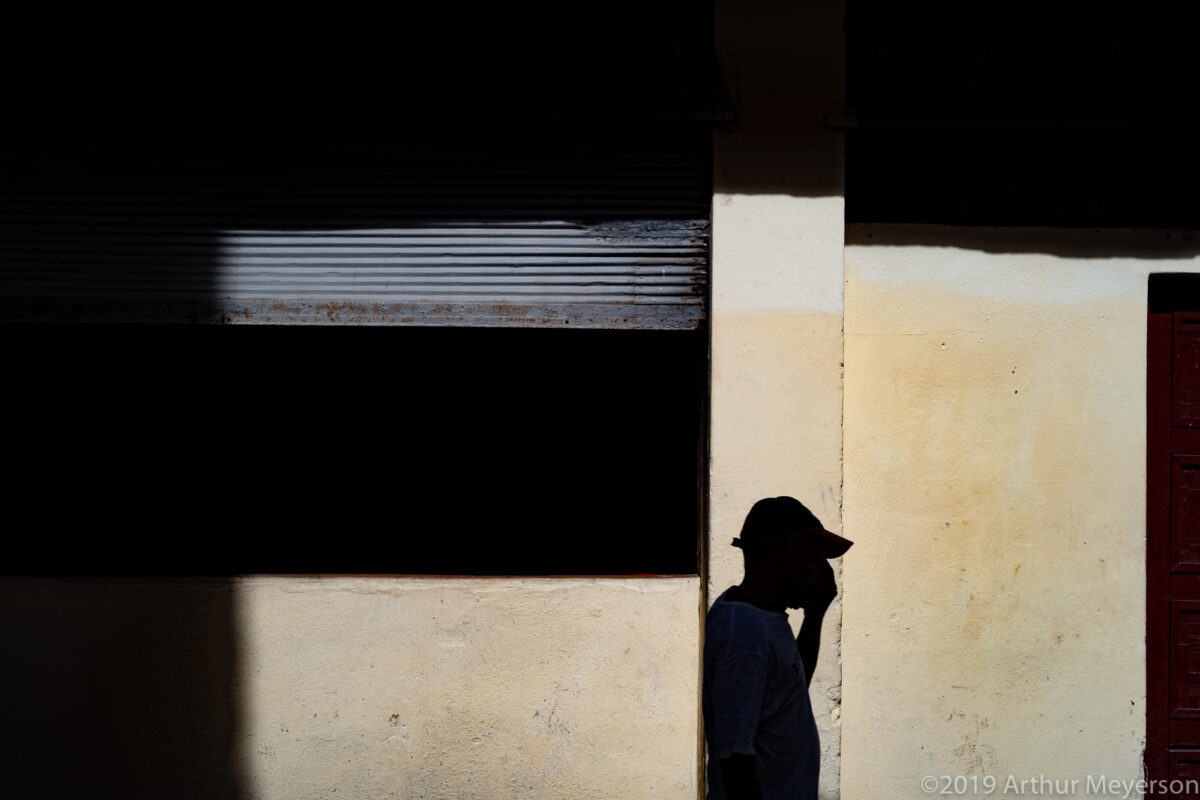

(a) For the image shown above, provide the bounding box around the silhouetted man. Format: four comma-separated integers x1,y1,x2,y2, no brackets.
703,496,852,800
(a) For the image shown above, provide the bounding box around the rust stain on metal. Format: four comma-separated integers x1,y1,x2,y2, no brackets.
0,297,700,327
313,301,377,324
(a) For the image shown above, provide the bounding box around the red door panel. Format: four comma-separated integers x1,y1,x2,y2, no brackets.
1169,749,1200,793
1172,457,1200,573
1148,297,1200,795
1172,602,1200,719
1173,315,1200,427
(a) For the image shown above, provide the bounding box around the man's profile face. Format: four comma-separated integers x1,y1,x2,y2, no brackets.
777,533,827,609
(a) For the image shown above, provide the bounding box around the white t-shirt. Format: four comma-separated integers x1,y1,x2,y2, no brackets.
703,589,820,800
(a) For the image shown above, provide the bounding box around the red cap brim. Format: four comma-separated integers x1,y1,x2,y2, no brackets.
816,528,853,558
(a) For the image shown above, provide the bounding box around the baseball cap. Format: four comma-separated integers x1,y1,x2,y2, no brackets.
731,496,853,558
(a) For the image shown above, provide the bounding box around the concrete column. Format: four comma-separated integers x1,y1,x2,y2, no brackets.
710,2,846,796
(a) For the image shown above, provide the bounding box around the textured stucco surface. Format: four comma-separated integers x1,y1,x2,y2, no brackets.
709,310,845,598
708,256,846,800
235,577,701,800
711,151,845,800
840,225,1200,798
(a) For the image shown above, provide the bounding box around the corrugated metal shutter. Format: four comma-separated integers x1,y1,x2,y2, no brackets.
0,123,709,329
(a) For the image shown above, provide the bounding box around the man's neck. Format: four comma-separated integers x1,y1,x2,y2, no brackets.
727,581,786,613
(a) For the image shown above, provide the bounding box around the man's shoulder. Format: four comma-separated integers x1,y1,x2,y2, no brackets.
706,593,774,657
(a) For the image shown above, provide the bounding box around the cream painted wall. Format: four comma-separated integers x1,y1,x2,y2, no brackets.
1,576,701,800
841,225,1200,798
234,577,701,800
710,2,847,796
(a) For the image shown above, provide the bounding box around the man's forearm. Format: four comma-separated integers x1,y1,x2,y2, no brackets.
796,606,827,687
718,754,762,800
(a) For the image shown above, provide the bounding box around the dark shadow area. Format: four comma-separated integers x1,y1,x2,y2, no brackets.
0,579,238,800
1150,273,1200,312
847,223,1200,260
846,128,1200,227
1,3,718,122
711,0,844,197
7,324,705,576
0,122,224,321
845,0,1200,227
